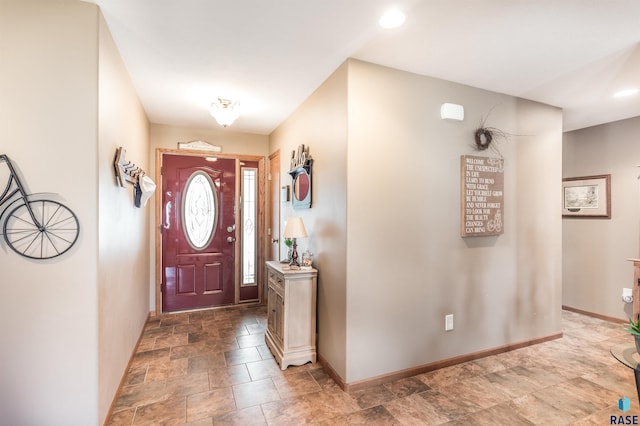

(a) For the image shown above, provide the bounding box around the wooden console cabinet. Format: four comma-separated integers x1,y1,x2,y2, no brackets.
265,261,317,370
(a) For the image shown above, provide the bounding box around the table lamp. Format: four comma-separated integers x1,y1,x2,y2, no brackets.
283,217,307,268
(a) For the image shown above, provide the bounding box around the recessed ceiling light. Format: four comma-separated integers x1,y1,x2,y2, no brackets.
379,9,406,29
614,88,639,98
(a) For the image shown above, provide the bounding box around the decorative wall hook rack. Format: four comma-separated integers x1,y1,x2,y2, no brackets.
114,147,145,187
113,147,156,208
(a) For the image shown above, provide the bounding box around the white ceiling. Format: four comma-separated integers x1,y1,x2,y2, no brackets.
91,0,640,134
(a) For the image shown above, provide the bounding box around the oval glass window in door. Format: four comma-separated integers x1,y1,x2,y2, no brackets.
182,171,217,250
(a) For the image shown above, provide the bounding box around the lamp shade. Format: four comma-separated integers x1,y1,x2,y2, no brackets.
283,217,308,239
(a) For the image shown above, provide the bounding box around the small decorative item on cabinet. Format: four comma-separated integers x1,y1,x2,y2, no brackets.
283,238,293,263
283,217,307,269
301,250,313,269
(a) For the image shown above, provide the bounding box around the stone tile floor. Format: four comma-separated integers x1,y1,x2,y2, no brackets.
107,307,640,425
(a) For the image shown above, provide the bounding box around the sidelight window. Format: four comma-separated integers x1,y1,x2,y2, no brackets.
241,167,257,286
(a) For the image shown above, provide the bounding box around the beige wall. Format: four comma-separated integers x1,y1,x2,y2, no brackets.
0,1,100,423
0,2,152,423
345,60,562,383
149,124,269,311
151,123,269,158
98,11,151,424
563,117,640,320
269,62,349,379
270,58,563,385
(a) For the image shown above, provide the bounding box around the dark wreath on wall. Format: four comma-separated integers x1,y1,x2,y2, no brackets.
474,128,494,150
473,109,510,155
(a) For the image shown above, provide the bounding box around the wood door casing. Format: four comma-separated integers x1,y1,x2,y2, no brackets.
155,149,266,315
162,154,236,312
268,150,280,262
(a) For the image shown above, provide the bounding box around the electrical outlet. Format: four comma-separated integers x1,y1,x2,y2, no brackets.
445,314,454,331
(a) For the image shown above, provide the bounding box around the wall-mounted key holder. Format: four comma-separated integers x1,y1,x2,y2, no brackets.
113,147,156,208
114,147,144,186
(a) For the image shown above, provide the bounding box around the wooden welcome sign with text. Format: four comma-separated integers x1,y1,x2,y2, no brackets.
460,155,504,237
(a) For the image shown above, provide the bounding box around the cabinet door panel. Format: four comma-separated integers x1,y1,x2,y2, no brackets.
274,291,284,346
287,279,313,349
267,284,276,333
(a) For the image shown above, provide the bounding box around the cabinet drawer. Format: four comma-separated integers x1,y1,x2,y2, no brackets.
268,270,284,292
268,281,284,299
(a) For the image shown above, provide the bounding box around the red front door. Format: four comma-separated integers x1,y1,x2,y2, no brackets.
162,154,236,312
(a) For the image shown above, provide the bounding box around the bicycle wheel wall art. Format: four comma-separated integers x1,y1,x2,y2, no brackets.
0,154,79,259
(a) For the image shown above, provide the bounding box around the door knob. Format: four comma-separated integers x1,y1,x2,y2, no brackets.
227,236,236,243
271,238,279,244
227,225,236,233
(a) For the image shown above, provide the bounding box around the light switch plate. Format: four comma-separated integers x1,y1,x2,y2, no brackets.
445,314,454,331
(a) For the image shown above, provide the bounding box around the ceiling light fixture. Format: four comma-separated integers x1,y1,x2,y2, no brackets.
379,9,406,29
614,88,639,98
210,97,240,127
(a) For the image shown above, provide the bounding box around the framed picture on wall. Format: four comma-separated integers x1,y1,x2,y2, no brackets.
562,174,611,218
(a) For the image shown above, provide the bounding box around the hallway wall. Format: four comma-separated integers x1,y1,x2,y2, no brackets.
269,62,350,380
270,58,563,385
563,116,640,320
0,1,100,423
0,2,152,424
97,10,151,424
345,60,563,383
